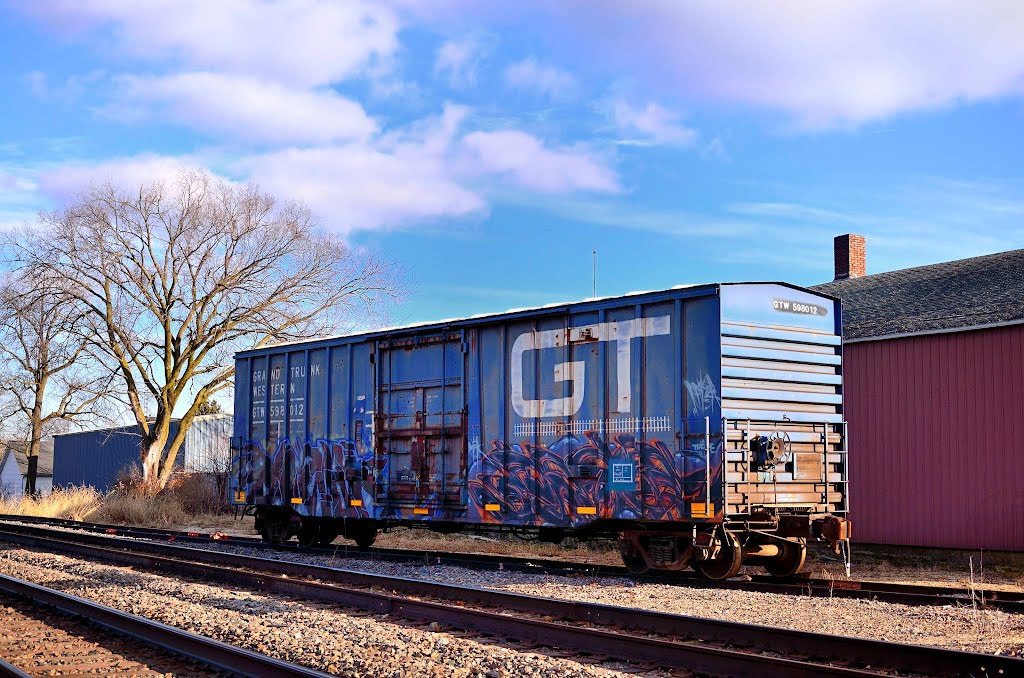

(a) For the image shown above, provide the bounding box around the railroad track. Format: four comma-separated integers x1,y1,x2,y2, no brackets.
0,583,213,677
1,522,1020,677
0,570,332,677
3,513,1022,613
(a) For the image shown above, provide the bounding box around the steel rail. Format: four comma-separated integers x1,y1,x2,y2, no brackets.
0,657,32,678
1,524,1019,677
1,513,1021,612
0,571,332,678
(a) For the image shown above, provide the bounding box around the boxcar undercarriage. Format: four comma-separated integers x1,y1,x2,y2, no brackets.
250,506,850,580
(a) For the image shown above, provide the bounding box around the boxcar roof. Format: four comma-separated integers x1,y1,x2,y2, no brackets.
239,280,833,357
814,248,1024,340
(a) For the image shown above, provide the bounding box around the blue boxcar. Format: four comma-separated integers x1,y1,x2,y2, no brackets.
231,282,850,579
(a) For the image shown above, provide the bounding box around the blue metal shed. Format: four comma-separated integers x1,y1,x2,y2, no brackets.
53,415,231,493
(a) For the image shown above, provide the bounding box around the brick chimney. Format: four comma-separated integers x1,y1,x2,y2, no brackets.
834,234,866,280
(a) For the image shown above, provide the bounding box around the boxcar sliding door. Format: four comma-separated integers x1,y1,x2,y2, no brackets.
375,333,467,511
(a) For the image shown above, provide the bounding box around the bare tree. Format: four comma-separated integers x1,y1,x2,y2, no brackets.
18,171,400,491
0,266,113,495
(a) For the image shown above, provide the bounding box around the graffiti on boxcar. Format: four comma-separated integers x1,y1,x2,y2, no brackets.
684,373,720,417
232,417,376,518
467,431,722,524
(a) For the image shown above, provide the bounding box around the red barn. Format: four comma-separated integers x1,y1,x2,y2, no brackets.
815,235,1024,551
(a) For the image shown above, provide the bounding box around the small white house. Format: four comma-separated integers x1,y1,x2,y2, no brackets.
0,440,54,499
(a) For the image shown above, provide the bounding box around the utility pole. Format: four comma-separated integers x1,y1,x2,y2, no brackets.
592,247,597,298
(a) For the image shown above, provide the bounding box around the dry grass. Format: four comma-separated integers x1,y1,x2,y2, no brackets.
84,471,228,528
90,493,189,527
806,543,1024,592
0,472,231,530
0,487,103,521
7,483,1020,595
163,473,227,515
375,529,623,565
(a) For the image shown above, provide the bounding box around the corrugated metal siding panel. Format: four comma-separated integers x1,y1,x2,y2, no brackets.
184,415,232,473
719,323,847,517
845,325,1024,551
53,421,190,493
53,425,147,493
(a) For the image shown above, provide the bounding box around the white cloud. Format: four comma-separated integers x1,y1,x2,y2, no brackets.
107,73,377,145
597,1,1024,127
508,194,756,239
23,69,106,103
236,107,469,232
23,104,620,233
0,172,36,195
504,58,576,98
29,127,483,233
406,1,1024,127
25,0,399,87
434,38,484,88
36,154,211,202
25,71,48,98
242,108,620,230
242,105,481,232
462,130,619,194
244,144,486,232
611,100,697,147
0,167,44,231
701,136,729,161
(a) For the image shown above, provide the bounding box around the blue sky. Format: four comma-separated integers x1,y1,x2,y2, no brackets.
2,1,1023,326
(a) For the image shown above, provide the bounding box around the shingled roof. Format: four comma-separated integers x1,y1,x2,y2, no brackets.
813,248,1024,340
0,440,55,476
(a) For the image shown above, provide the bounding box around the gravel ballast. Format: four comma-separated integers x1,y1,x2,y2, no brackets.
0,546,650,677
191,541,1024,657
4,520,1023,659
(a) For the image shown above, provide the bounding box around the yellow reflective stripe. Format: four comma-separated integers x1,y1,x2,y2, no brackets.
290,497,303,504
413,507,429,515
350,499,363,507
576,506,597,515
484,503,501,512
691,502,712,517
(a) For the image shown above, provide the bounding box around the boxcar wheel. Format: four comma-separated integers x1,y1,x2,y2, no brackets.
354,528,377,548
619,542,650,574
316,530,340,547
347,522,377,548
764,539,806,578
259,510,297,544
693,531,742,581
296,520,319,548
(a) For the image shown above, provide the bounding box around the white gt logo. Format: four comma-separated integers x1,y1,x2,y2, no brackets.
510,316,671,418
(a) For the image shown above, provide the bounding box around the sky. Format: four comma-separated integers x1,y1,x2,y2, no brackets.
1,0,1023,327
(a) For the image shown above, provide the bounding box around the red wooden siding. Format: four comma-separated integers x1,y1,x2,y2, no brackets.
843,324,1024,551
